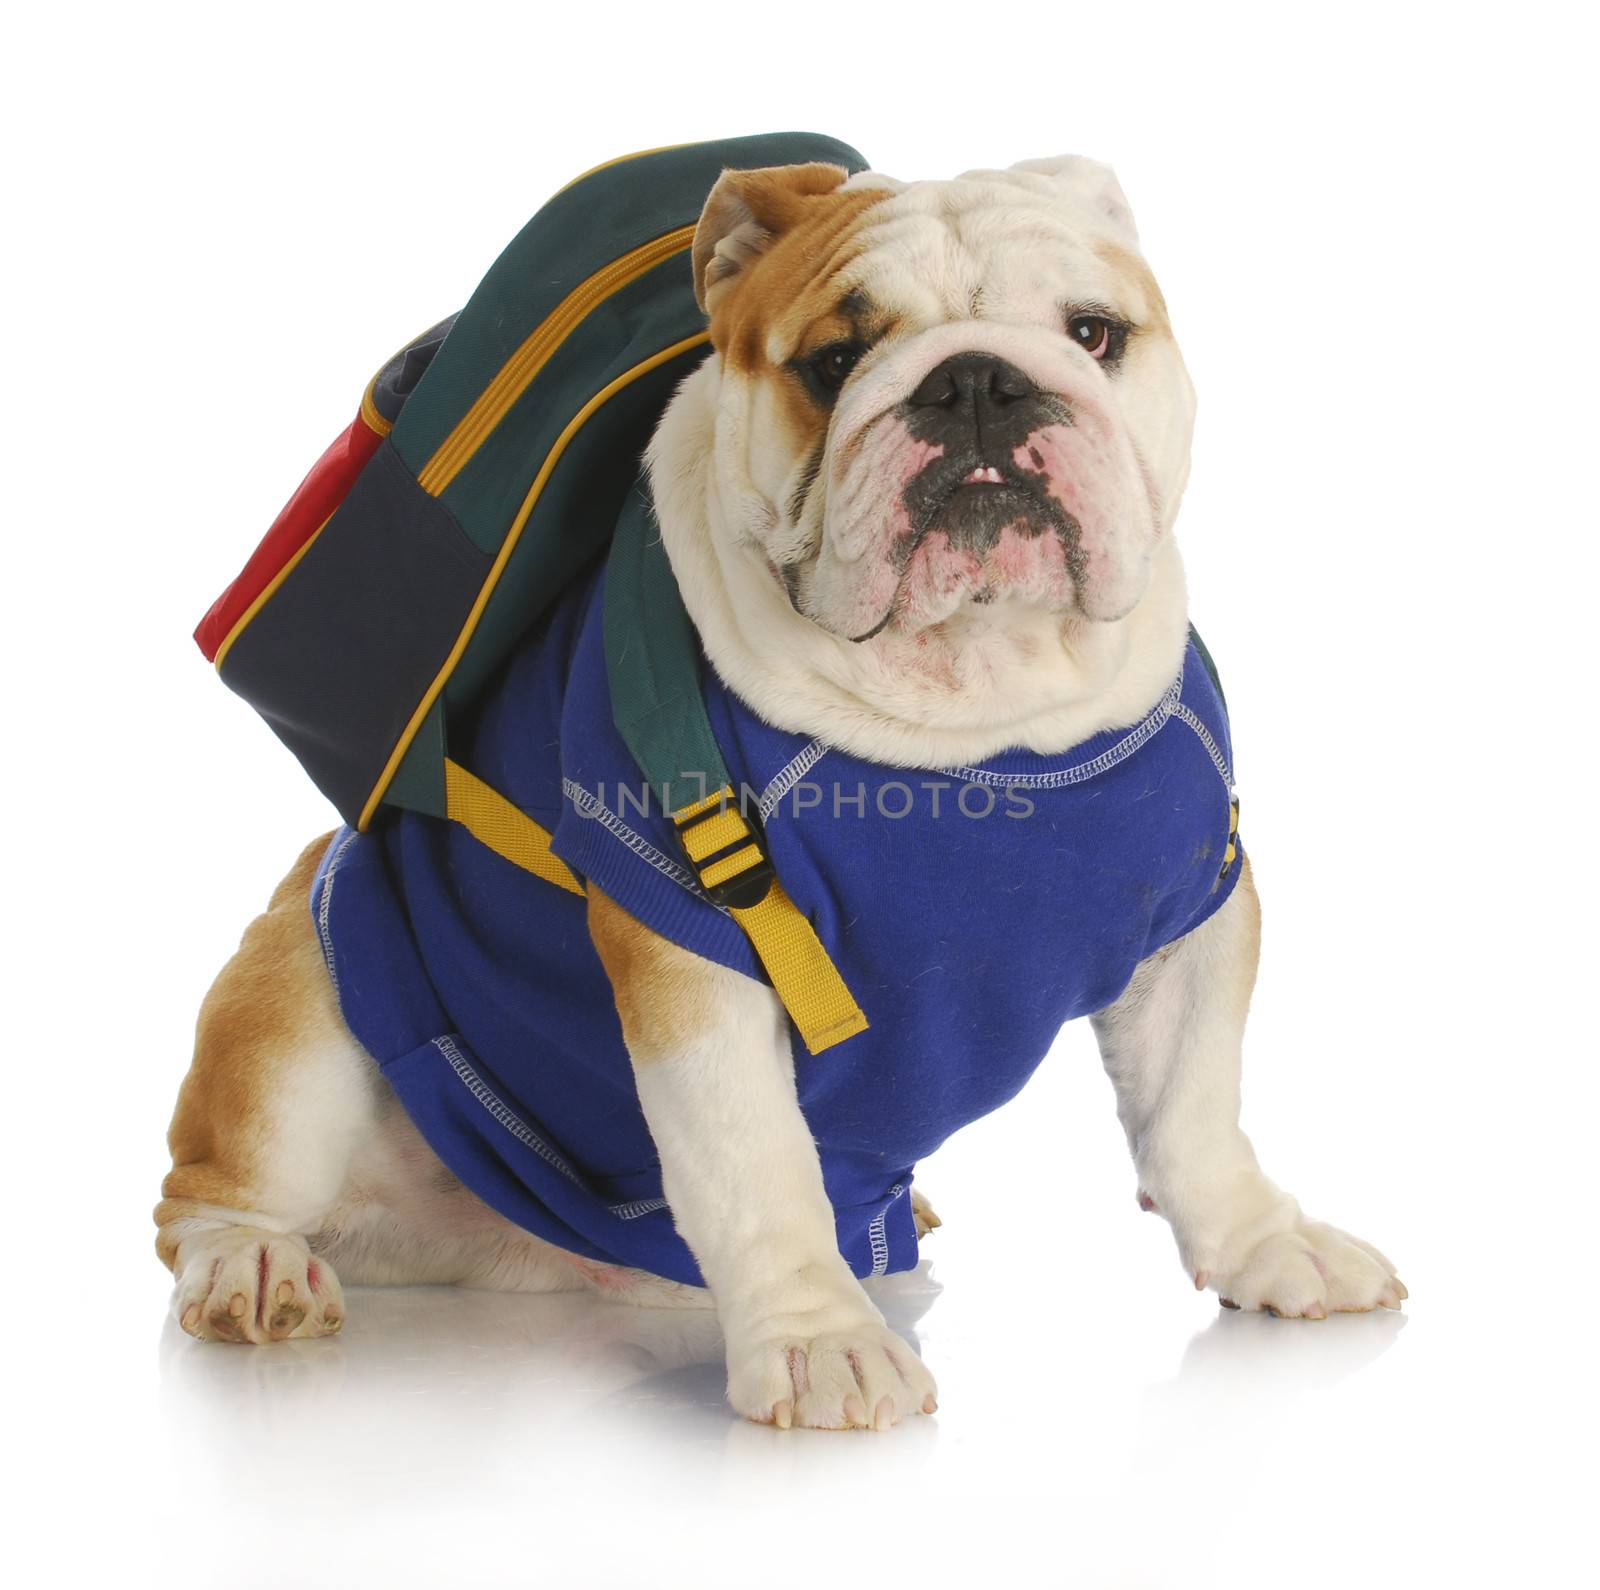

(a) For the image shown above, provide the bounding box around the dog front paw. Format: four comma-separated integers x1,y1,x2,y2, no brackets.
727,1319,937,1431
1202,1219,1406,1319
172,1228,345,1343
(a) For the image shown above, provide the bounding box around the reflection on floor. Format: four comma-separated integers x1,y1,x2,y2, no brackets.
157,1257,1405,1496
149,1254,1433,1589
159,1259,1406,1423
158,1265,948,1469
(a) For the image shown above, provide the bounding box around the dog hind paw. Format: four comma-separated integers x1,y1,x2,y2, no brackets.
172,1228,345,1344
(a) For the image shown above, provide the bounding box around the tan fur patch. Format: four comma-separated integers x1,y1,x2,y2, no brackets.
1095,238,1173,337
704,179,891,506
712,184,889,373
155,832,342,1267
587,886,724,1062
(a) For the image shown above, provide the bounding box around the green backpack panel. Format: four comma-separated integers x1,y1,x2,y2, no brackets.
197,132,868,829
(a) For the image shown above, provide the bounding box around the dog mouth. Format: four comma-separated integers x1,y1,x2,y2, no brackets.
910,453,1063,532
936,468,1050,531
834,461,1078,642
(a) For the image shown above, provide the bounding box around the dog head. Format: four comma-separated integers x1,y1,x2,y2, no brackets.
684,156,1196,643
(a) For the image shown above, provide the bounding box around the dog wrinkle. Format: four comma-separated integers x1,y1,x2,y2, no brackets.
786,434,827,527
711,182,891,376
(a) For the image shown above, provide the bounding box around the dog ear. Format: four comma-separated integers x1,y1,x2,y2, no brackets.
691,162,851,315
1011,155,1139,245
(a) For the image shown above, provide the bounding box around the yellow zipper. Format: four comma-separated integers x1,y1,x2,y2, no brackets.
417,223,697,496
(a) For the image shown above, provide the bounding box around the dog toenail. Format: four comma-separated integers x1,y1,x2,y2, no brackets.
873,1397,894,1432
1219,1297,1240,1310
276,1280,295,1305
922,1394,938,1414
181,1304,202,1332
228,1292,247,1318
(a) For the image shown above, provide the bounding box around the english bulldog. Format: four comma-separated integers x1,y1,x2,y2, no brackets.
157,154,1403,1431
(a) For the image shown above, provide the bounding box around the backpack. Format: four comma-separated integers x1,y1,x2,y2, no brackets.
195,132,872,1054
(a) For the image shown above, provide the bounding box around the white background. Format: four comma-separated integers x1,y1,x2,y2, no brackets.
6,2,1596,1585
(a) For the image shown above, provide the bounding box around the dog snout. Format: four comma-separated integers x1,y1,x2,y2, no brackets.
905,353,1056,449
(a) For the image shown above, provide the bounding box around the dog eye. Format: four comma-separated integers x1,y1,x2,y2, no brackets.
810,342,865,391
1066,315,1128,364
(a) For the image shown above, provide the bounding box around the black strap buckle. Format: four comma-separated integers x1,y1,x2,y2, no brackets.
674,796,776,911
703,850,776,911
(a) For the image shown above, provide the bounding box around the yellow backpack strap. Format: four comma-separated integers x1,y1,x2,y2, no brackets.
442,761,867,1055
443,758,585,896
672,786,868,1056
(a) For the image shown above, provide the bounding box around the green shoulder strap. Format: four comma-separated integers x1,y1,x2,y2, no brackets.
604,478,734,816
603,475,870,1055
1187,624,1226,709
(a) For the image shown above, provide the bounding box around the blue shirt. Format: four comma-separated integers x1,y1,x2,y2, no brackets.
312,565,1241,1287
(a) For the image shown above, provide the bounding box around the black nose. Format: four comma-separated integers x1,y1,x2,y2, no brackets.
907,353,1037,414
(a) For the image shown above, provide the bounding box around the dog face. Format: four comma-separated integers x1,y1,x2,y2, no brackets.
690,157,1196,642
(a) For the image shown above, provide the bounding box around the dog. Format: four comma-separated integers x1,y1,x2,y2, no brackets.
157,154,1403,1431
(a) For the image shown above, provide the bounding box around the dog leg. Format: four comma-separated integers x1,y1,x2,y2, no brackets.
589,887,938,1430
155,834,381,1342
161,837,715,1338
1090,856,1405,1317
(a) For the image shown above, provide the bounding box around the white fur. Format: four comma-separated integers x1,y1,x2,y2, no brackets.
1091,874,1404,1316
625,956,937,1428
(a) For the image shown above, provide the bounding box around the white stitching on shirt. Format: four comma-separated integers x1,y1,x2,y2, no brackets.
432,1034,584,1185
1170,701,1235,790
436,1036,665,1222
560,778,719,903
868,1182,906,1276
608,1197,669,1220
759,739,829,820
945,674,1184,789
315,830,361,995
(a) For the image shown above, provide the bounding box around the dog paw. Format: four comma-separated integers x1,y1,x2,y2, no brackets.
173,1229,345,1344
911,1187,942,1238
1203,1219,1405,1319
727,1320,938,1431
